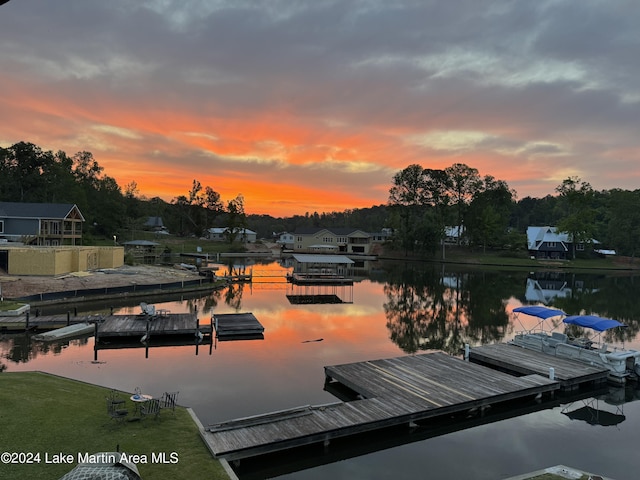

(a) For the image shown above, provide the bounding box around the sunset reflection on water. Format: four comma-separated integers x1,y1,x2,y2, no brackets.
2,262,640,479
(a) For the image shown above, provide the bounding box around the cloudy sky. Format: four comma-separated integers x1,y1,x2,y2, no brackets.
1,1,639,216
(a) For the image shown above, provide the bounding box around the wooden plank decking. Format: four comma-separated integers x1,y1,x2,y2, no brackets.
468,343,609,389
0,314,103,331
97,313,211,339
201,352,559,461
213,313,264,338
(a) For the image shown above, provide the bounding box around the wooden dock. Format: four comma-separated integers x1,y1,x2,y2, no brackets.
201,352,559,461
213,313,264,339
96,313,212,340
468,343,610,390
0,314,103,332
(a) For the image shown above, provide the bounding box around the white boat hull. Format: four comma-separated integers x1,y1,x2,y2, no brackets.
511,332,640,384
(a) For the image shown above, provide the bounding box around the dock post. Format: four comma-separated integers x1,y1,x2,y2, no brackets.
93,322,99,362
67,311,71,326
464,344,470,361
25,312,29,331
549,367,555,380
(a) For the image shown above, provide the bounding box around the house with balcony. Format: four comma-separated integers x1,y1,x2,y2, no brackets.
293,227,372,255
0,202,84,246
526,226,594,260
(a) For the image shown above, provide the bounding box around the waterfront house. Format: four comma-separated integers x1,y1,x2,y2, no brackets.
207,227,257,243
293,227,372,255
0,201,84,246
526,226,594,260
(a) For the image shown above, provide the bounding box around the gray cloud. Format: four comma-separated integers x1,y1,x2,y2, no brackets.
1,0,639,213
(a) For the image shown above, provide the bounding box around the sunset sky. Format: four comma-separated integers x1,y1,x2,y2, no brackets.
1,1,639,217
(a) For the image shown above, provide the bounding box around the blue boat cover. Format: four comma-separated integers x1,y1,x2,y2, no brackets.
513,306,566,319
563,315,627,332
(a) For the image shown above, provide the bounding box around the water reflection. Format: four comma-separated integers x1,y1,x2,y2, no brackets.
2,261,640,479
382,262,524,354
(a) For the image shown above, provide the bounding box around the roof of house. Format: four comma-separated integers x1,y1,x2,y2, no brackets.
292,254,355,264
208,227,257,235
123,240,160,246
527,226,569,250
0,202,85,221
294,227,369,237
144,216,164,227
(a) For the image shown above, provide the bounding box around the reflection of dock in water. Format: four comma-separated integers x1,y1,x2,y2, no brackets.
201,352,559,463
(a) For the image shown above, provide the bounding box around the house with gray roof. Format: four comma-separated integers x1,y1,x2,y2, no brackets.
526,226,592,260
0,202,84,246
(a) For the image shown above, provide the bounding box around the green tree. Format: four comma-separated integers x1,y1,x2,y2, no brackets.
224,194,247,244
605,189,640,258
388,164,428,254
444,163,482,244
555,177,595,259
466,176,515,252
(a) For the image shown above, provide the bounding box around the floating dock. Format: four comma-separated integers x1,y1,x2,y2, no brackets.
96,313,212,341
213,313,264,340
201,352,559,461
468,343,610,390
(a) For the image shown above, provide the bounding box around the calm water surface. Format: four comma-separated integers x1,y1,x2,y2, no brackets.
2,260,640,479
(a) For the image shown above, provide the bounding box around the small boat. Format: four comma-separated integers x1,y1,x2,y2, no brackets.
510,306,640,385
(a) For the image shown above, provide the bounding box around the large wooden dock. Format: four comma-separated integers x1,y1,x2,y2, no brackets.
468,343,609,390
201,352,559,461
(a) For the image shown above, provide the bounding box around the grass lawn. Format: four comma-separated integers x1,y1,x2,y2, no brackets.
0,372,229,480
0,301,26,312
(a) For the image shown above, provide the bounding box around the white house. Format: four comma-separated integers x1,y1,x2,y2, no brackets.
207,227,257,243
275,232,295,249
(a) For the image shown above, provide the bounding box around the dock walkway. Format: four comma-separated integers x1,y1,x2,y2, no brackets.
468,343,609,390
201,352,558,461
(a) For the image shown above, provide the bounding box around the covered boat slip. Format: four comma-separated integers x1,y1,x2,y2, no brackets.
201,352,559,461
468,343,609,389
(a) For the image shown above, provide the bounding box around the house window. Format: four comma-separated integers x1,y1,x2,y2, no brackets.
576,243,585,251
0,220,3,233
547,242,556,248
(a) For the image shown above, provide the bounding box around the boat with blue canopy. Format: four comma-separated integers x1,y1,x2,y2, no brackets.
510,308,640,385
563,315,626,332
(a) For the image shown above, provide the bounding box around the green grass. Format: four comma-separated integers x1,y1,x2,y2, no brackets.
0,372,229,480
0,301,26,312
384,246,639,271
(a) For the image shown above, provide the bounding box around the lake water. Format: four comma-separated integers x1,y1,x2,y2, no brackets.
2,259,640,479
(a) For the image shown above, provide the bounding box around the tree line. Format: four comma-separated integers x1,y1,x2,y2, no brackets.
387,163,640,258
2,141,640,257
